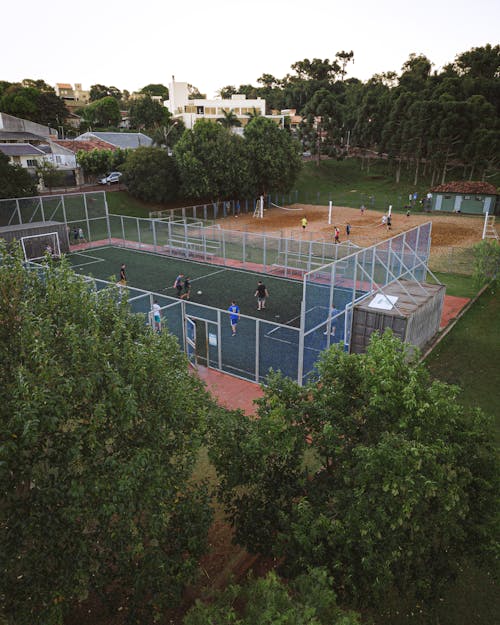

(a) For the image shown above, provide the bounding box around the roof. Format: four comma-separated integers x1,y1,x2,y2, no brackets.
57,83,73,89
52,138,117,153
430,181,498,195
0,143,46,156
0,131,48,142
76,131,153,149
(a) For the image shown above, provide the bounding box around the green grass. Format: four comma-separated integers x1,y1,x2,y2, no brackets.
105,190,163,218
431,272,478,298
425,286,500,423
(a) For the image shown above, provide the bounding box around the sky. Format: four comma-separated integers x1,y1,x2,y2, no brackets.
2,0,499,98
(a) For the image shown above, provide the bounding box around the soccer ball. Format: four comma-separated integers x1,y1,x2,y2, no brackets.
197,290,202,295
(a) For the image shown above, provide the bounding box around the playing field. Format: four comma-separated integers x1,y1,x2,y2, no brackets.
67,245,305,326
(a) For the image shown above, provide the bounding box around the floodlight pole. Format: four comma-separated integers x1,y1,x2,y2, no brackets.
328,200,332,225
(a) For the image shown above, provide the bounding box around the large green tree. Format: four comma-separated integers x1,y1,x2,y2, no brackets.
174,120,250,200
0,82,68,127
139,83,169,99
121,146,180,202
0,249,213,624
243,116,302,196
129,94,169,130
0,152,37,198
82,95,121,128
207,332,498,611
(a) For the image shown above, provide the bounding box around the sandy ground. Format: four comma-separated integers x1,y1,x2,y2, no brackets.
217,204,494,256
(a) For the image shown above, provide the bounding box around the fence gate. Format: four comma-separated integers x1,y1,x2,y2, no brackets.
185,316,197,368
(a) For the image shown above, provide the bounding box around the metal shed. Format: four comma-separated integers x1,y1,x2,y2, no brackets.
350,279,445,356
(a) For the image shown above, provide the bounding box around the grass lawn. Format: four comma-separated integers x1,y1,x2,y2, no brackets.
426,285,500,425
431,272,478,298
105,190,163,218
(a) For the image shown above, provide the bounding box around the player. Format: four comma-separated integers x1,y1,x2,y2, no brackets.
301,217,308,230
180,276,191,300
324,305,341,337
151,300,161,332
228,300,240,336
173,273,184,297
254,281,269,310
118,263,127,286
334,226,340,244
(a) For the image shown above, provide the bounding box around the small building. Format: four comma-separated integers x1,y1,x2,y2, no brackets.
429,181,498,215
0,143,47,171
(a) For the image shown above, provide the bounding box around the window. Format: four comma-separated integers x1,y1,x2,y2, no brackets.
26,159,38,167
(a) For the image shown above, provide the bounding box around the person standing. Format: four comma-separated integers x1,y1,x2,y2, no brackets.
387,215,392,230
360,204,365,215
334,226,340,244
301,217,308,230
346,223,351,237
173,273,184,297
180,276,191,300
381,214,387,226
118,263,127,286
78,227,85,242
324,305,340,336
151,300,161,332
228,301,240,336
254,281,269,310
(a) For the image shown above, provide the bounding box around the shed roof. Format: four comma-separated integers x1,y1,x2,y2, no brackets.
76,132,152,149
52,138,117,153
430,181,497,195
0,143,46,156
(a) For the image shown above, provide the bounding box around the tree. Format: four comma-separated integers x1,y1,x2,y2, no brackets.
174,120,250,200
0,248,213,624
217,109,242,128
0,84,68,128
76,149,114,181
129,94,169,130
184,568,361,625
151,119,185,151
207,332,498,611
83,96,121,128
121,146,180,202
139,83,169,99
36,160,66,191
89,84,122,101
0,152,37,198
473,239,500,287
243,116,302,196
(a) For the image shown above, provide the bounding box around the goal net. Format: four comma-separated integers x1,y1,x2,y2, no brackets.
21,231,61,262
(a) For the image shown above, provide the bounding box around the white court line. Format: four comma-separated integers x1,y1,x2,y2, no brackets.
69,253,107,269
266,304,327,336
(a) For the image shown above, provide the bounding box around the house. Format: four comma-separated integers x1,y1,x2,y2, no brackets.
429,181,498,215
0,143,47,171
75,132,152,149
0,112,56,143
55,83,90,105
164,76,283,130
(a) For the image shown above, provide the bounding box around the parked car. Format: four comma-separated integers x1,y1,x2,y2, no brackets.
99,171,122,185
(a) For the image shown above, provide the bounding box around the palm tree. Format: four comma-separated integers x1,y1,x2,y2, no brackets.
217,109,241,128
246,107,262,120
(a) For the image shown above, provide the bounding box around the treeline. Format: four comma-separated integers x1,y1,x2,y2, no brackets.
219,45,500,184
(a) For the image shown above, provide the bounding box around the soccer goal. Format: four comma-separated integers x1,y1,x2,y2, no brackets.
20,231,61,262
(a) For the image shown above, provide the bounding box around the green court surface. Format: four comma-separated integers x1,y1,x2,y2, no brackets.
67,246,305,327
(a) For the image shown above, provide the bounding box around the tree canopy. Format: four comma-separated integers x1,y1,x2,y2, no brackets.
0,152,37,198
0,81,68,128
207,332,499,611
129,94,170,130
0,248,213,624
121,146,180,202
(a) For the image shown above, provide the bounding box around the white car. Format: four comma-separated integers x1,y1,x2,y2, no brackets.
99,171,122,184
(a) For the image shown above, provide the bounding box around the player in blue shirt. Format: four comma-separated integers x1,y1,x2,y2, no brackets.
228,301,240,336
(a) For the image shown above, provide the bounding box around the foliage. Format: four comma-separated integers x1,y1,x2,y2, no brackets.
129,94,169,130
76,149,114,179
243,116,302,196
0,81,68,127
207,332,499,610
217,109,242,128
0,247,213,624
82,96,121,128
35,160,65,191
139,83,169,99
89,84,122,102
184,568,361,625
174,120,250,200
151,119,185,150
0,152,37,198
121,146,180,202
473,239,500,287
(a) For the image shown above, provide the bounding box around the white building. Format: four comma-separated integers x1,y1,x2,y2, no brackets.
164,77,283,130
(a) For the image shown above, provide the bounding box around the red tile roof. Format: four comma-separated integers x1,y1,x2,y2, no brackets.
430,181,498,195
51,139,117,153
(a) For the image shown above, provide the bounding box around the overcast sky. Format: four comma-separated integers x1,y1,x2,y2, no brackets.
2,0,499,97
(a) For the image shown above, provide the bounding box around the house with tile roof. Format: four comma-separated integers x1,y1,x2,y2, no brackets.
429,181,498,215
75,132,152,149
